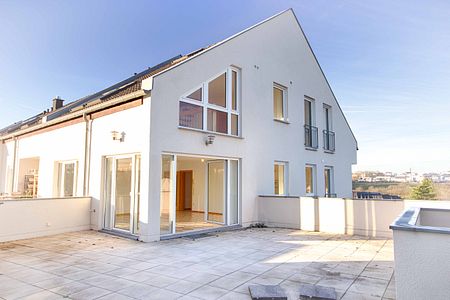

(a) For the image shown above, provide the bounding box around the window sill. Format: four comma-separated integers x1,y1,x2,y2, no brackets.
178,126,244,139
273,118,290,124
305,146,318,151
324,149,335,154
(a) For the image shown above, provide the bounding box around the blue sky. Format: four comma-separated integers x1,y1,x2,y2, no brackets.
1,0,449,173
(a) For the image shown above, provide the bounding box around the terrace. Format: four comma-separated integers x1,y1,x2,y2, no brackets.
0,228,394,300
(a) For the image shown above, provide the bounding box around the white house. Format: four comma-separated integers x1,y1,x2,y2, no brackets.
0,9,357,242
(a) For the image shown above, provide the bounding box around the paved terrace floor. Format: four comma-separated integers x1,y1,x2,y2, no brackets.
0,229,395,300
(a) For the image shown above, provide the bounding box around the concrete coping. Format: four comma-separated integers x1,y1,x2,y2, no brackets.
390,207,450,235
258,194,301,199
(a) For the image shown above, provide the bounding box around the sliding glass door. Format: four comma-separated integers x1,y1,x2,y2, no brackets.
207,161,226,224
160,154,240,236
103,154,140,234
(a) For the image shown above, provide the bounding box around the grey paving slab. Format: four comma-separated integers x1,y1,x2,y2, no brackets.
299,283,337,299
248,284,287,300
0,229,394,300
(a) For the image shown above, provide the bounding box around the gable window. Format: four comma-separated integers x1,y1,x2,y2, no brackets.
305,164,316,196
274,161,288,195
179,67,240,136
56,161,77,197
324,166,334,197
323,105,335,152
273,83,287,121
304,97,318,149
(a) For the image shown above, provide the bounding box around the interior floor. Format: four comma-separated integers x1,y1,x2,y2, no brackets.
114,213,130,231
176,210,222,233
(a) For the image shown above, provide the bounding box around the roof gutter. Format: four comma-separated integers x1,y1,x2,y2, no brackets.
0,89,149,142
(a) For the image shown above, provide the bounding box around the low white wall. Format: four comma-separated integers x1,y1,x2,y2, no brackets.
392,208,450,300
0,197,91,242
258,196,450,238
258,196,301,228
393,229,450,300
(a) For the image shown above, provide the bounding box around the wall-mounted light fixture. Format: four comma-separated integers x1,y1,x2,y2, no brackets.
205,135,215,146
111,131,126,142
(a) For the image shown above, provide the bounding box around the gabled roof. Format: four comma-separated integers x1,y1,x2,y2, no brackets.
1,8,356,147
0,47,210,137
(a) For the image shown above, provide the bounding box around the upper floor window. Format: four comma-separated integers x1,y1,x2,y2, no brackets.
323,104,335,152
179,67,240,136
273,83,287,122
274,161,288,195
304,97,318,149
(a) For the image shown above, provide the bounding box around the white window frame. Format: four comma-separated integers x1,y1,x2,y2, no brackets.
273,83,288,122
274,161,289,195
305,164,316,196
56,160,78,197
324,166,334,197
179,66,241,136
304,96,316,126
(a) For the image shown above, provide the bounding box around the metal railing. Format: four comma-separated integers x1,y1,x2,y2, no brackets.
304,124,318,149
323,130,335,152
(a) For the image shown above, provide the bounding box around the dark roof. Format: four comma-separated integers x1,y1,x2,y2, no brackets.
0,47,210,137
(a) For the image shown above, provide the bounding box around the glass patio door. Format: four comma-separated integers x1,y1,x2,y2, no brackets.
104,154,140,234
207,160,226,224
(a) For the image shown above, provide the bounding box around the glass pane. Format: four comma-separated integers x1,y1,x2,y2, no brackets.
231,114,238,136
179,102,203,129
324,107,330,130
114,158,132,231
134,156,141,233
161,155,174,234
104,158,113,229
207,109,228,134
324,169,330,195
208,161,225,223
306,166,313,194
274,164,284,195
273,87,284,119
63,163,75,197
230,160,239,225
305,100,312,125
186,88,202,101
208,73,226,107
232,71,237,110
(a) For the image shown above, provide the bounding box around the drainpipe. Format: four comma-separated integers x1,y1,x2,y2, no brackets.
82,113,92,196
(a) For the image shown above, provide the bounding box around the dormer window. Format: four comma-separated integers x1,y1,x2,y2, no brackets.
179,67,240,136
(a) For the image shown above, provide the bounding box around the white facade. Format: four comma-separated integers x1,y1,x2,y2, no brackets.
0,9,357,242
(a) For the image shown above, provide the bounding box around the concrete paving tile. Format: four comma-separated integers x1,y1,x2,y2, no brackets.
187,285,229,300
139,288,183,300
166,279,204,294
348,276,389,298
18,290,64,300
69,286,112,300
116,282,158,298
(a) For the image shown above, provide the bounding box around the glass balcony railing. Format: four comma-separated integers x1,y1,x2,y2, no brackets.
304,125,318,149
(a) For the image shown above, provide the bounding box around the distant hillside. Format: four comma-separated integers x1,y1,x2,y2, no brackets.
352,181,450,200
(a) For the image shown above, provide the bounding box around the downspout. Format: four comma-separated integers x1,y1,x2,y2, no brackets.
82,113,92,196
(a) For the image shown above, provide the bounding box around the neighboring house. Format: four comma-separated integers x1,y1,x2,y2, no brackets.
0,9,357,242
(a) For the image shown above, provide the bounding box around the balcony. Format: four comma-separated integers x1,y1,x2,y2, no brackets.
304,124,318,149
323,129,335,152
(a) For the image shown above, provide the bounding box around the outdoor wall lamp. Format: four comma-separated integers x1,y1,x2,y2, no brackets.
111,130,125,142
205,135,215,146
